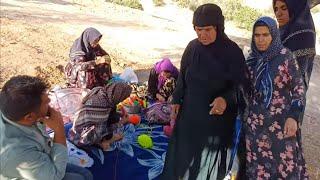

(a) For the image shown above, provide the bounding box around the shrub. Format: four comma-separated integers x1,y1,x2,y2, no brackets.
172,0,262,30
153,0,165,6
173,0,191,8
231,4,263,30
311,6,320,13
107,0,143,10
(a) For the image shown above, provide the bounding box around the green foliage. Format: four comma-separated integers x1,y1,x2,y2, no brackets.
311,6,320,13
107,0,143,10
173,0,263,30
107,0,165,10
231,4,263,30
153,0,165,6
173,0,192,8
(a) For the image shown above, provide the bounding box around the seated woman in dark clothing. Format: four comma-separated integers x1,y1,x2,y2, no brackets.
65,27,112,89
147,58,179,102
69,82,132,151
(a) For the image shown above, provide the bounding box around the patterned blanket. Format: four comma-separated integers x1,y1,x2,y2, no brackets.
64,118,169,180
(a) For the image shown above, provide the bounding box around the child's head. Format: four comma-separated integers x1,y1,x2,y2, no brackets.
95,64,111,83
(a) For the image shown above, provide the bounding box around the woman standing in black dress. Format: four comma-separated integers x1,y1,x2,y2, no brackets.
161,4,248,180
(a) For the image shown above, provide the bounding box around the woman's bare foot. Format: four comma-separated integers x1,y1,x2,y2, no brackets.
99,133,123,151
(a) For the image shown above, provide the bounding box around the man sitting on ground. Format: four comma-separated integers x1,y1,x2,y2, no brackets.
0,75,93,180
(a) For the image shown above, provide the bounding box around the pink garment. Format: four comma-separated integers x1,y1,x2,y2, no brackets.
163,120,175,137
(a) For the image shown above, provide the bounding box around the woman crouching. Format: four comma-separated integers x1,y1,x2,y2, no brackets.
69,82,132,150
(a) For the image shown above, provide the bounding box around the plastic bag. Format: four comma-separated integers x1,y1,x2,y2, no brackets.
49,88,90,123
119,67,139,83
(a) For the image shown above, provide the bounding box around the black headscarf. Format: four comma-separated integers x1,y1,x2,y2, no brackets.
193,3,228,41
273,0,316,53
192,3,249,88
69,27,102,62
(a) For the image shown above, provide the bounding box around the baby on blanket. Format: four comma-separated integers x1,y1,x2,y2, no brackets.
69,82,131,151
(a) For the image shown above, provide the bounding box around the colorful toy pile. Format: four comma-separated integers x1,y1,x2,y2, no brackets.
117,94,147,113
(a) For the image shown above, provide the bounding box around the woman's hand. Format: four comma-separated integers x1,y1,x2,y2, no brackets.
284,118,298,138
119,114,129,125
95,55,111,64
171,104,180,121
209,97,227,115
95,57,105,64
103,55,111,64
156,93,166,102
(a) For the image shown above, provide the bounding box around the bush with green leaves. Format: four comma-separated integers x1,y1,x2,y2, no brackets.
230,3,263,30
173,0,263,30
107,0,165,9
311,6,320,13
153,0,165,6
106,0,143,10
173,0,192,8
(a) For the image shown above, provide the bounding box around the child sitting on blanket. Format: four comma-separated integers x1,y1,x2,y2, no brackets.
69,82,132,151
147,58,179,102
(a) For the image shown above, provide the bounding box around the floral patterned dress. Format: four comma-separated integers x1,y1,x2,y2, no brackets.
65,27,112,89
245,48,308,179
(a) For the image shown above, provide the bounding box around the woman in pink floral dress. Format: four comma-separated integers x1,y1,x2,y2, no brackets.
245,16,308,179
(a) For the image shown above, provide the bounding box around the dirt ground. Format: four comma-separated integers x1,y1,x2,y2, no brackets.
0,0,319,179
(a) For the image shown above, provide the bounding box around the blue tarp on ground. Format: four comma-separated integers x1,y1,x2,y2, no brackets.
65,119,169,180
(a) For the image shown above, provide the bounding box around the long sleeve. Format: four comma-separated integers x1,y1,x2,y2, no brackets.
171,42,192,104
94,44,108,57
219,81,236,108
107,109,122,132
147,68,159,99
12,143,68,180
72,56,96,71
285,32,316,88
297,54,315,89
220,44,248,110
286,56,305,123
94,45,112,76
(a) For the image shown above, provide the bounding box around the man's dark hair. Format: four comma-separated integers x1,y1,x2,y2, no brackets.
0,75,48,121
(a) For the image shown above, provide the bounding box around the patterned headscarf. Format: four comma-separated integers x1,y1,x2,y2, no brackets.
69,27,102,62
81,82,132,108
247,16,284,108
71,82,132,146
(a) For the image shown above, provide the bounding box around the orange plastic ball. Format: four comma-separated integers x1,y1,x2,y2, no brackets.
129,114,141,125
